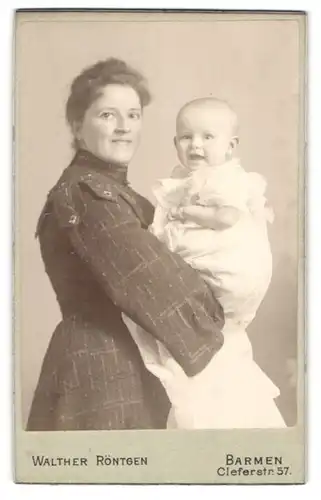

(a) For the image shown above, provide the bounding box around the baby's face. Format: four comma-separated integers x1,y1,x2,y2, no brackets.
175,104,237,169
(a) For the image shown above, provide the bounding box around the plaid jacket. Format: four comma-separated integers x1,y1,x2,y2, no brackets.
27,149,224,431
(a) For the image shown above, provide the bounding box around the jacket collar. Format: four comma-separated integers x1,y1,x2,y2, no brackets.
72,148,129,186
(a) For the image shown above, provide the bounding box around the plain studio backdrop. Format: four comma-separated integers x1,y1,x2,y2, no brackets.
15,14,301,427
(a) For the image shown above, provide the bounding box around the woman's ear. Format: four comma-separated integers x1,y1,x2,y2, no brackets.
71,121,82,141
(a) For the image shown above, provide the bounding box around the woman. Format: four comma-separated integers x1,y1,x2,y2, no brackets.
27,58,224,431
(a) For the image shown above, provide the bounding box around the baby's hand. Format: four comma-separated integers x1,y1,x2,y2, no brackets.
168,206,185,221
181,204,241,230
180,205,216,227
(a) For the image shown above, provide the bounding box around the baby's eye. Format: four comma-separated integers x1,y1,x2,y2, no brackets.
204,134,214,140
180,135,192,140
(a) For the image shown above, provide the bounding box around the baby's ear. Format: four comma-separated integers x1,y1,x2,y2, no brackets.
230,136,239,149
226,136,239,160
173,136,178,148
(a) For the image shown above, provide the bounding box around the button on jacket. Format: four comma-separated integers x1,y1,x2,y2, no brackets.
27,149,224,431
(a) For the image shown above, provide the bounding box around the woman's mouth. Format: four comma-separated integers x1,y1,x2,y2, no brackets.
112,139,132,144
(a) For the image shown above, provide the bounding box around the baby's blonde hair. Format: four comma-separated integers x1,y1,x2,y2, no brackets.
177,97,239,136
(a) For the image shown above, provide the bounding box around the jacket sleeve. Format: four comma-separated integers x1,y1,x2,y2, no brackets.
53,178,224,377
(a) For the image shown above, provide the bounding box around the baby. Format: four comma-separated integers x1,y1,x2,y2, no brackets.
123,98,286,429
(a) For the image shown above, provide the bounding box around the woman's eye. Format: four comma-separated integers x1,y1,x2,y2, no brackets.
100,111,113,119
128,111,142,120
129,112,141,120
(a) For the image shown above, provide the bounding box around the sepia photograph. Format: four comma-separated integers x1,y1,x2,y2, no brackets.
14,9,306,484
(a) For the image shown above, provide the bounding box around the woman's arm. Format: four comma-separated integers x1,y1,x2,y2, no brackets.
55,178,224,377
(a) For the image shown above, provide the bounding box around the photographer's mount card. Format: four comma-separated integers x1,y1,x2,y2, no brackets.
14,9,306,484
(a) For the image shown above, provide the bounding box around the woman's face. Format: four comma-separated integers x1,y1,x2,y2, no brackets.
75,84,143,165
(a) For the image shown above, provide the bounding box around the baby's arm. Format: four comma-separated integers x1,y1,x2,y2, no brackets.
179,204,241,230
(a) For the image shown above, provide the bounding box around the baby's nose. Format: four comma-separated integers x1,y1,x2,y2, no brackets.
190,136,203,148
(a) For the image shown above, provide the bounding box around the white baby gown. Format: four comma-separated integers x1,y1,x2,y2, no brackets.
122,159,286,429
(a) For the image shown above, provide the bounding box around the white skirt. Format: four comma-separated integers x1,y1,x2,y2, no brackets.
164,324,286,429
122,314,286,430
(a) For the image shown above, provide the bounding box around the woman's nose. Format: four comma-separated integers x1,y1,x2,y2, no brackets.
115,116,130,133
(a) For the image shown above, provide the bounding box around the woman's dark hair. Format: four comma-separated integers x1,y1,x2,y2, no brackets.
65,58,152,129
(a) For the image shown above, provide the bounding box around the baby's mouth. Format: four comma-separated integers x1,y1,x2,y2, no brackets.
189,153,205,160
